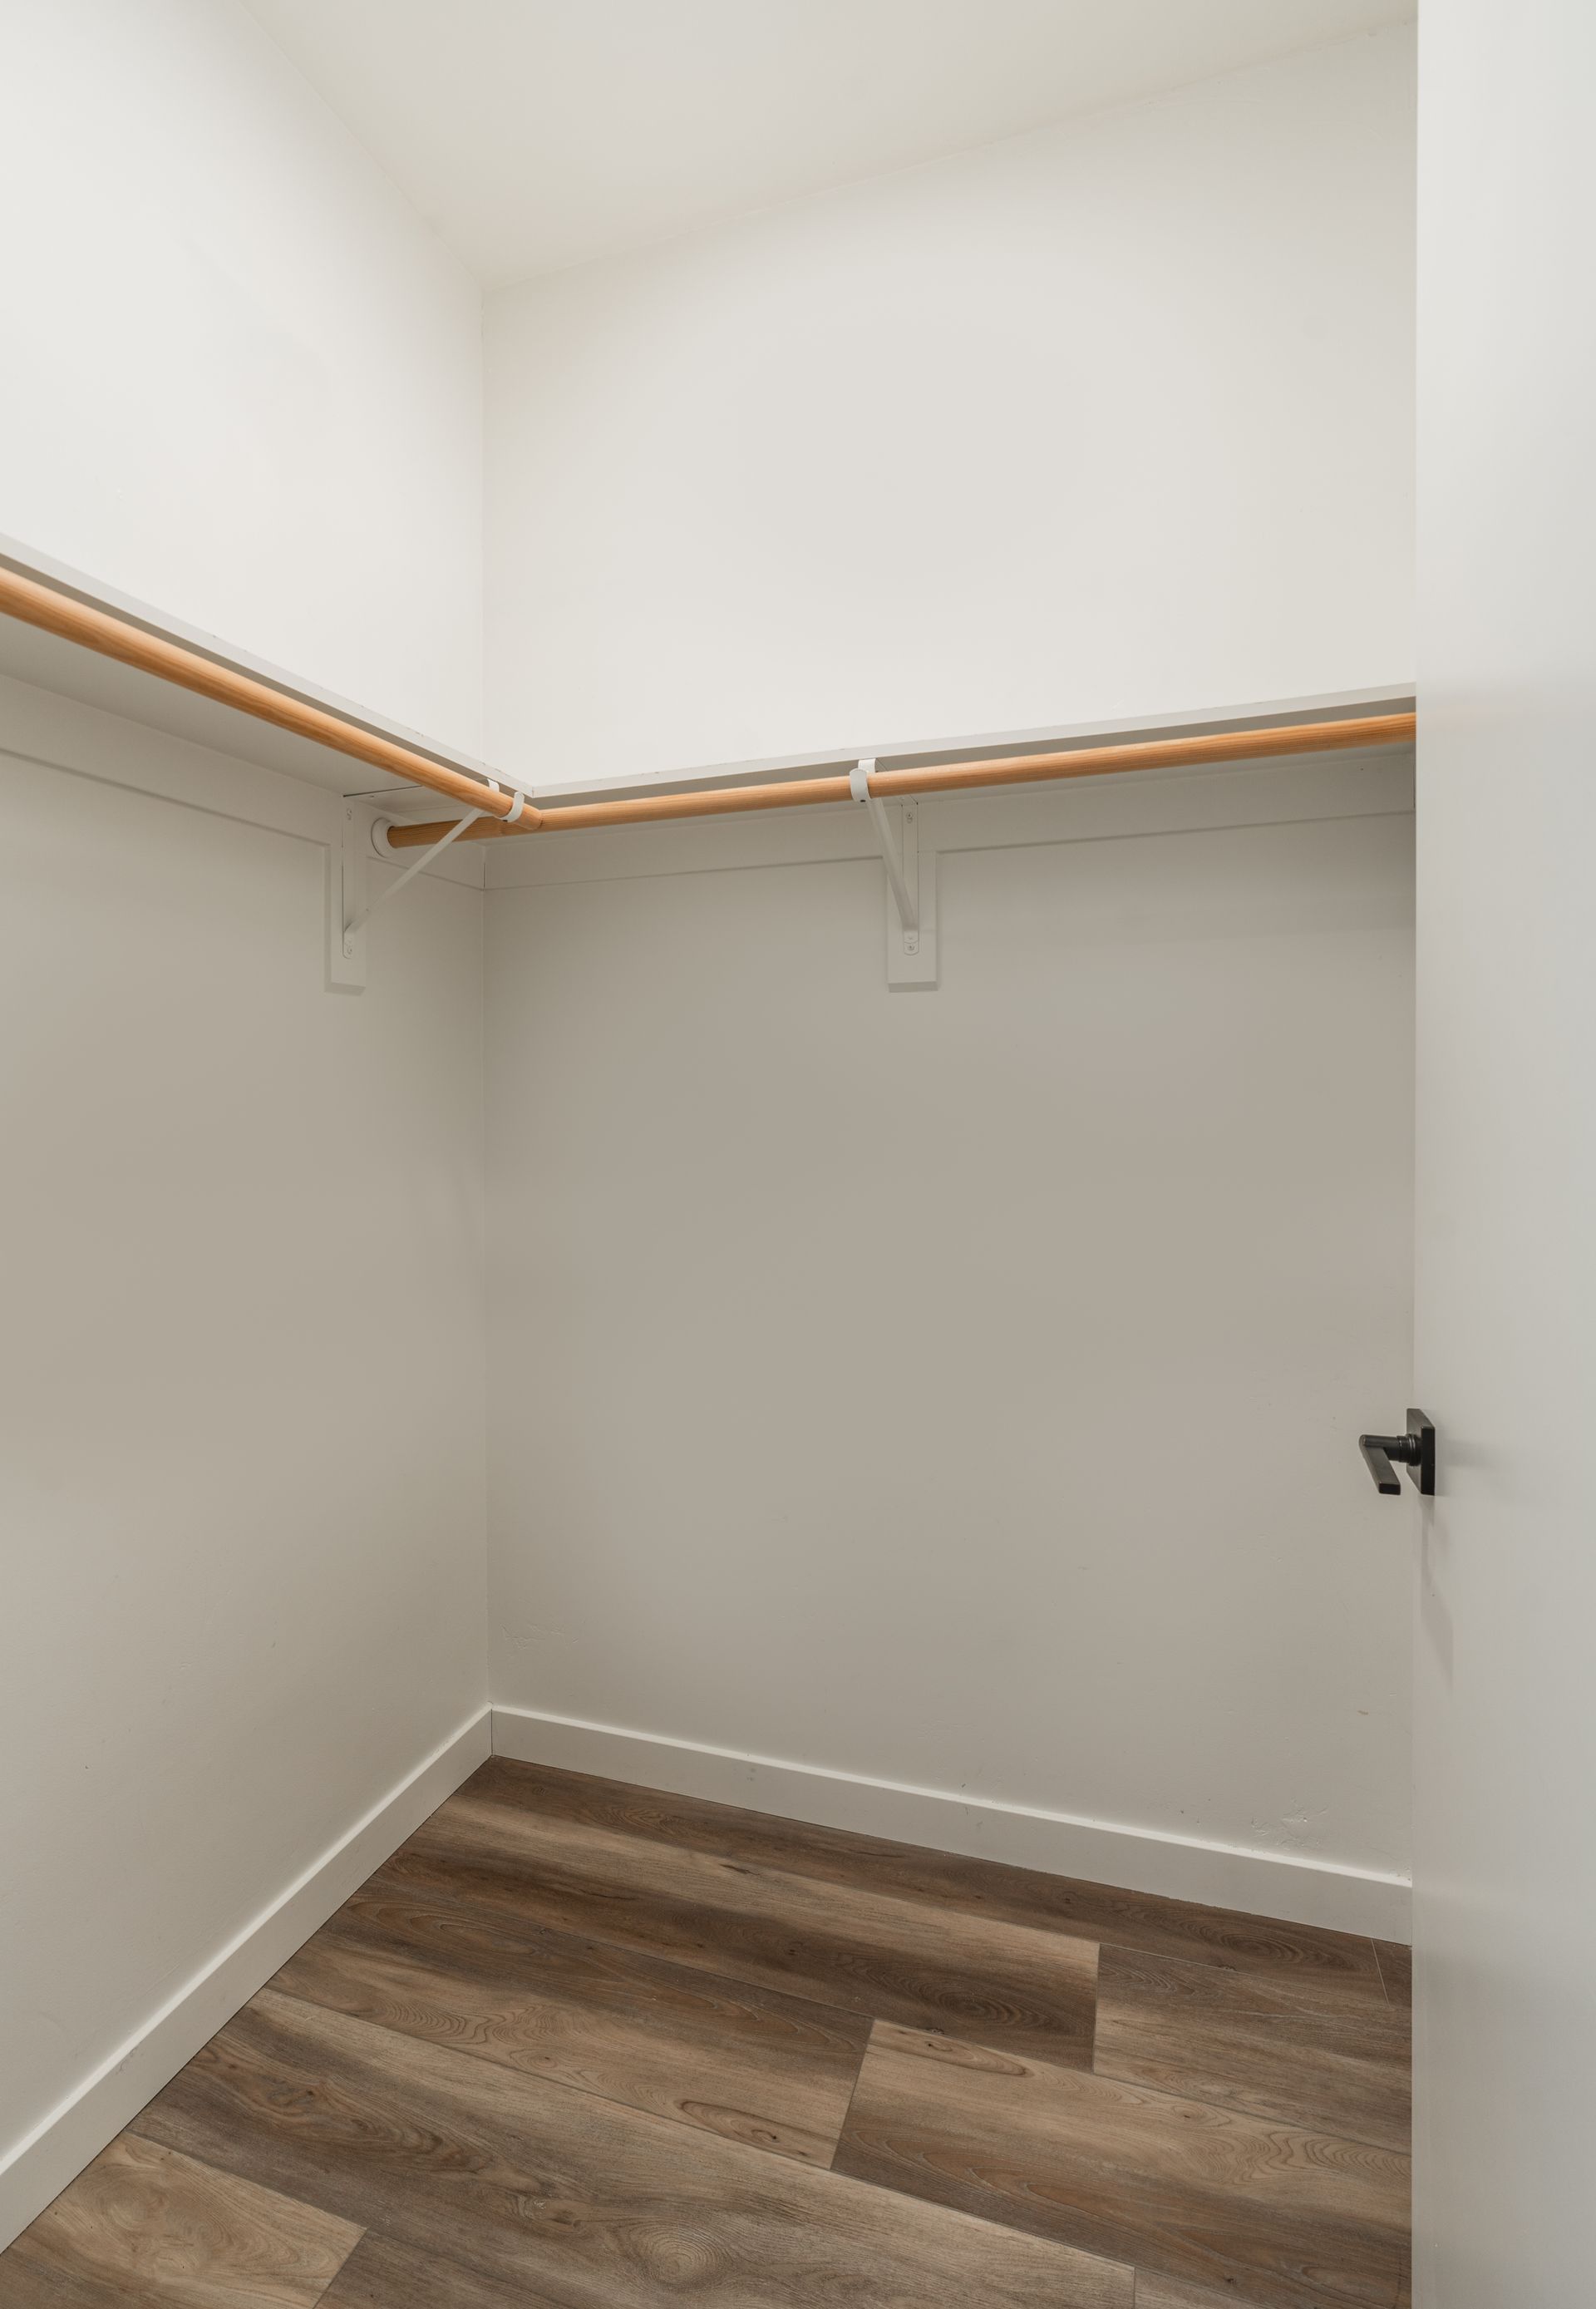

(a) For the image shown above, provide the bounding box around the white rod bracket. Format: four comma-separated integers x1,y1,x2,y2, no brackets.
851,759,916,932
328,778,524,989
327,800,370,993
347,807,484,938
853,761,938,990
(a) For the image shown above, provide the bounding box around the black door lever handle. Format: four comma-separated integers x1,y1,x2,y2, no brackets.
1359,1410,1436,1497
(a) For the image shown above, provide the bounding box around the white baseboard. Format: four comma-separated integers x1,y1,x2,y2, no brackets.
0,1707,491,2251
491,1706,1411,1944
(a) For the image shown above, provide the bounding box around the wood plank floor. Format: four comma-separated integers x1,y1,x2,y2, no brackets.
0,1758,1411,2308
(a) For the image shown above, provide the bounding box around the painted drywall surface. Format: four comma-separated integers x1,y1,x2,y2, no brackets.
485,761,1415,1885
485,27,1415,791
0,682,486,2177
1412,2,1596,2299
244,0,1416,285
0,0,483,753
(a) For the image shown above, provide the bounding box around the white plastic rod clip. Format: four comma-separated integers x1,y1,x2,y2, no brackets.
851,758,918,932
490,778,531,826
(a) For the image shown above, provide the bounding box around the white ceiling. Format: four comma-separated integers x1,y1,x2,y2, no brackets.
245,0,1413,289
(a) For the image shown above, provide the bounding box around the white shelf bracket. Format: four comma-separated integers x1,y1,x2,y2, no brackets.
326,779,530,992
352,807,485,936
853,759,938,990
327,800,371,992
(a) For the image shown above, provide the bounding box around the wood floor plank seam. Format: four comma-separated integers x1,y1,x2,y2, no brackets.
317,1862,905,2028
132,1990,1139,2307
835,2015,1407,2309
264,1976,867,2173
1083,2055,1410,2161
1091,1941,1410,2158
469,1761,1392,2006
4,2129,367,2309
824,2022,877,2179
1084,2037,1412,2153
378,1788,1102,2065
842,2016,1413,2197
268,1912,1131,2298
1085,2080,1410,2163
269,1873,878,2166
265,1978,1144,2302
318,2222,595,2309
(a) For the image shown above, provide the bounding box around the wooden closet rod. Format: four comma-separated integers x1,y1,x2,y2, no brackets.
0,562,1413,841
388,710,1416,845
0,563,527,826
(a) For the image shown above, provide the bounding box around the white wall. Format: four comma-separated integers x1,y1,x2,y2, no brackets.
485,751,1415,1922
485,27,1414,792
0,0,483,754
1412,1,1596,2299
0,676,487,2230
481,30,1417,1926
0,0,490,2239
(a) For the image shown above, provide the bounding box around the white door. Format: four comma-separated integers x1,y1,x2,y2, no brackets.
1414,1,1596,2300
